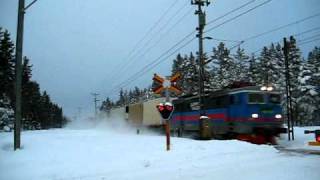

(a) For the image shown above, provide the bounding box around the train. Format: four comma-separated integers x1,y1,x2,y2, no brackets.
171,85,287,142
107,85,287,143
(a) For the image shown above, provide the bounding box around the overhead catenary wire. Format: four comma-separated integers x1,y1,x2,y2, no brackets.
205,0,273,34
106,0,275,96
106,0,180,79
298,33,320,43
250,26,320,55
111,3,192,84
114,0,261,86
298,38,320,46
242,12,320,42
206,0,256,26
106,36,197,96
293,26,320,37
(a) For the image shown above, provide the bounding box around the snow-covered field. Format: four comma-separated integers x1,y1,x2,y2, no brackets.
0,120,319,180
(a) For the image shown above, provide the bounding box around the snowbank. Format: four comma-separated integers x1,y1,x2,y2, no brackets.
0,126,319,180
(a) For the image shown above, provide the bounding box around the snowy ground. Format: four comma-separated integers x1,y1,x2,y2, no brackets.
0,120,319,180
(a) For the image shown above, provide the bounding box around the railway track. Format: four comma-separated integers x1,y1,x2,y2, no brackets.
274,146,320,155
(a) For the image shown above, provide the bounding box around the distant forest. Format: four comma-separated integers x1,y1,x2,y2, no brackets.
101,36,320,126
0,27,68,131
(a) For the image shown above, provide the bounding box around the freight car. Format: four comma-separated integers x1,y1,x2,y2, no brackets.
171,86,287,142
107,98,166,128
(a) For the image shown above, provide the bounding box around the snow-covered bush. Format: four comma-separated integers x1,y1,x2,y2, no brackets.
0,98,14,132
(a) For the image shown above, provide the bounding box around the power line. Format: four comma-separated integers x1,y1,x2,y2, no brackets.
299,37,320,46
106,36,197,96
243,12,320,42
293,26,320,37
298,33,320,43
110,2,191,85
112,0,269,88
106,0,274,96
205,0,272,33
129,0,189,59
106,0,180,81
210,37,241,43
206,0,256,26
114,0,268,86
115,0,264,87
250,26,320,54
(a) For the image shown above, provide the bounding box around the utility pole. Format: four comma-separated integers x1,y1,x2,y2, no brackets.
283,37,294,141
191,0,210,116
77,107,82,119
191,0,210,136
14,0,25,151
14,0,38,151
91,93,100,118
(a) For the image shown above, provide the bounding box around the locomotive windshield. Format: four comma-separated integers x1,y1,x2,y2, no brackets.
248,93,264,104
269,94,281,104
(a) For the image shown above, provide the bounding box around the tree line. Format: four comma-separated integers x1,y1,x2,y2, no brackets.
101,36,319,125
0,27,67,131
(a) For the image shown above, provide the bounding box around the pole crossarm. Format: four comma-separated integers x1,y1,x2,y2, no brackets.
24,0,38,11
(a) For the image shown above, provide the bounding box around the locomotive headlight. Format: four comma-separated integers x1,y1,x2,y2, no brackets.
275,114,282,119
251,114,259,118
260,86,267,91
267,86,274,91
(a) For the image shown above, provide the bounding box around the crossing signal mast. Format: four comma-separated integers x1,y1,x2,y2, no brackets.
152,73,181,151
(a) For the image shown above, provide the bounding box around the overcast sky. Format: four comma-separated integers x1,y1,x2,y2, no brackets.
0,0,319,118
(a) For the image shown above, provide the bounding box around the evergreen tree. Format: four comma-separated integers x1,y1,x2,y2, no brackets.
184,53,199,94
100,97,113,112
0,29,15,101
287,36,303,123
257,46,271,85
297,46,320,124
233,47,249,81
117,88,126,106
274,43,285,90
247,53,259,83
297,59,318,124
0,94,14,131
210,42,235,89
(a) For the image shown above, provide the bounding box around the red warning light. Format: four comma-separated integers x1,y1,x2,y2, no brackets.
156,102,174,120
166,105,173,111
157,105,165,111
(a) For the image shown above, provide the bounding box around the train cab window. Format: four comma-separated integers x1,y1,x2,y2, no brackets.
230,95,240,105
206,95,229,108
269,94,281,104
248,93,265,104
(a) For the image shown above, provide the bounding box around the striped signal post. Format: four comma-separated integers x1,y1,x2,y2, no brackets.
152,73,181,151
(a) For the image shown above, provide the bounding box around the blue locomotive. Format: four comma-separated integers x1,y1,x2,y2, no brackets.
171,85,287,142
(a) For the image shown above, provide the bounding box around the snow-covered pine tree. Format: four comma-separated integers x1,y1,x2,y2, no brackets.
247,53,259,84
0,95,14,132
297,58,318,125
0,29,15,102
171,54,184,93
202,52,213,92
211,42,235,89
257,46,272,86
117,88,126,106
298,46,320,125
274,43,285,90
185,52,199,94
100,97,113,112
233,47,249,81
287,36,303,124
